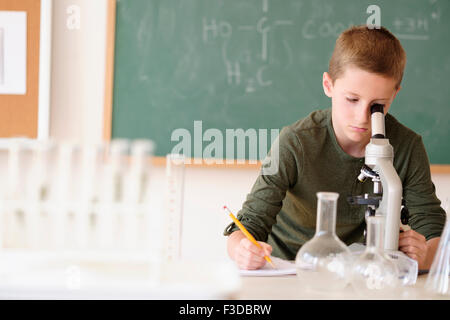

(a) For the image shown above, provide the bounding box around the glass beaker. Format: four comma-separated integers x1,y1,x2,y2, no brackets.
350,216,400,298
295,192,351,292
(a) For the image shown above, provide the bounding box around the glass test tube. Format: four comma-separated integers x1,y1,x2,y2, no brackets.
98,139,128,249
52,142,76,250
126,140,154,203
4,139,21,248
76,143,104,249
26,140,54,249
6,138,31,248
7,138,27,201
122,140,154,250
102,139,128,203
28,140,54,202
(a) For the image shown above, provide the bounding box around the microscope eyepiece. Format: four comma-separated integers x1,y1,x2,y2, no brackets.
370,103,384,114
370,103,386,138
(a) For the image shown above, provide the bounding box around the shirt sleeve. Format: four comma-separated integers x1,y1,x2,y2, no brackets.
223,127,302,241
402,136,447,240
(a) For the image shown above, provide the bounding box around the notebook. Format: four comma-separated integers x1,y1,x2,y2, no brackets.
239,256,296,276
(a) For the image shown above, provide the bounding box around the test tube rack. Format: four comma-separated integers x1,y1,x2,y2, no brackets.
0,139,185,263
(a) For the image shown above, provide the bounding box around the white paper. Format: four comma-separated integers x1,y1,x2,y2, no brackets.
0,11,27,95
0,27,4,84
239,256,296,277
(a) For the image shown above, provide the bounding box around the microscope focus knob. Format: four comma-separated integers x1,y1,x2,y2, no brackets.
365,207,376,217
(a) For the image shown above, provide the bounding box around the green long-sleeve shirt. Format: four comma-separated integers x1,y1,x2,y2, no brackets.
224,108,446,260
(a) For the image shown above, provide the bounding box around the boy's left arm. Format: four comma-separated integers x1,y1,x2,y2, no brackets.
398,229,440,270
398,135,446,271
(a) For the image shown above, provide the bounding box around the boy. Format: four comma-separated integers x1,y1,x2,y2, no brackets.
224,25,446,270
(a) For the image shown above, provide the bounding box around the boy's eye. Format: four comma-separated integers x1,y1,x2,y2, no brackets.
346,97,358,103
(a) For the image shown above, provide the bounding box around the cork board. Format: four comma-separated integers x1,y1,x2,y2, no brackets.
0,0,40,138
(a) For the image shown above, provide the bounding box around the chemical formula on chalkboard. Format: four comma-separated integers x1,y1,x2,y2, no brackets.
199,0,438,94
202,0,294,93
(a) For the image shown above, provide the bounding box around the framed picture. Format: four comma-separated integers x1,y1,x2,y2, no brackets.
0,0,52,140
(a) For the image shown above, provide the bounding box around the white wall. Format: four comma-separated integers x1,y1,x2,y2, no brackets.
431,174,450,211
47,1,450,263
50,0,107,144
147,166,261,262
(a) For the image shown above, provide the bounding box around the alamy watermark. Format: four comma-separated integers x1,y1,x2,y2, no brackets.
367,5,381,29
170,121,280,175
67,5,81,30
65,265,81,290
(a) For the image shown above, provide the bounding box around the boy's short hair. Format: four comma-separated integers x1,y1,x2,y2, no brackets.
329,25,406,88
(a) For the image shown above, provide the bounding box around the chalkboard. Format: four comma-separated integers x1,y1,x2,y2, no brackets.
112,0,450,163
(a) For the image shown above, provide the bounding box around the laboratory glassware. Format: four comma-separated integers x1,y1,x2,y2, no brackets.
350,215,400,298
295,192,351,291
424,199,449,296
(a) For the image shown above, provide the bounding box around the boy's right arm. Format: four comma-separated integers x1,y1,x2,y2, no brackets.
227,230,273,270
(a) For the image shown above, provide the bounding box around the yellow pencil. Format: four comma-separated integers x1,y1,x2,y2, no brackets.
223,206,276,269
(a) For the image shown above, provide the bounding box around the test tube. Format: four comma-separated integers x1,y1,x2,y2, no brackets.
126,140,154,203
97,139,128,249
28,140,54,202
123,140,154,249
75,143,103,249
26,140,54,249
51,142,76,250
3,139,21,248
7,138,27,201
102,139,128,203
6,138,30,248
144,172,164,260
163,154,185,261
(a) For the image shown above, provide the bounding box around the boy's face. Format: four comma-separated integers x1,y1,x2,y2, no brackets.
323,66,400,153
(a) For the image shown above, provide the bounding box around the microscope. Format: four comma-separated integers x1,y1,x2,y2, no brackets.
348,104,408,251
347,105,418,285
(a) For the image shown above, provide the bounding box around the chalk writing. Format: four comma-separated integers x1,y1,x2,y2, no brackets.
202,0,293,93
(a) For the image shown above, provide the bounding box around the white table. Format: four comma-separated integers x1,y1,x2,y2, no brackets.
234,274,449,300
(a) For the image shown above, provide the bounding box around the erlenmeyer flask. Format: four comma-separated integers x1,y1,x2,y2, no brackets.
350,216,400,298
295,192,351,291
424,201,449,296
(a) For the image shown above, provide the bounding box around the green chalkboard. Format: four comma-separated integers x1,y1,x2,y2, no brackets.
112,0,450,163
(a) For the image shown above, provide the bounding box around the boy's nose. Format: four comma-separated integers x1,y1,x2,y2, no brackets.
357,104,371,124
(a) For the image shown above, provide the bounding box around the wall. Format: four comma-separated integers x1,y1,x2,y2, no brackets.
49,0,107,144
47,1,450,263
146,166,261,262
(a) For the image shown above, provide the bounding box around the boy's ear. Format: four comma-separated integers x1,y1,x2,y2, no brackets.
323,72,333,97
392,86,401,100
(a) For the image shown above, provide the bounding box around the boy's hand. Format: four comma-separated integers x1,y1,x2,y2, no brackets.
398,228,428,269
234,238,273,270
227,231,272,270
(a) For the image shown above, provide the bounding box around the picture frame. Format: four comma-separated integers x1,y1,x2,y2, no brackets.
0,0,52,141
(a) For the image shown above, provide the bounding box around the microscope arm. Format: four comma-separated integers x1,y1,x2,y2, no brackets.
376,158,402,251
